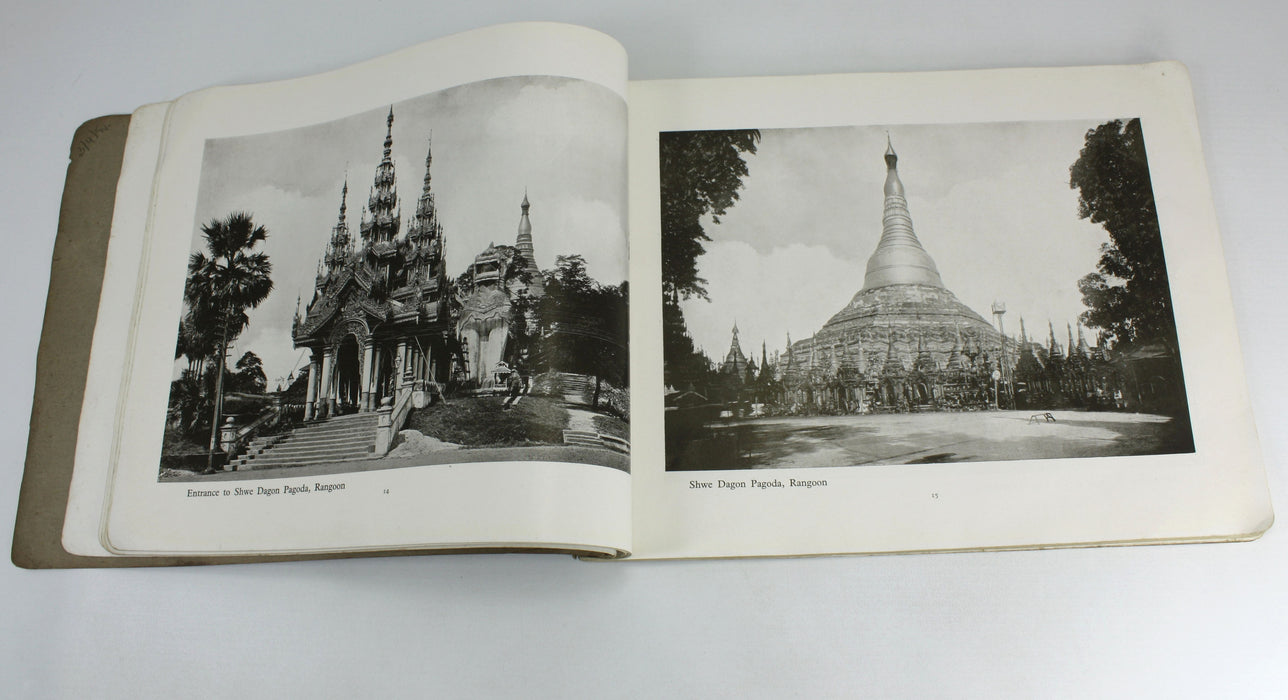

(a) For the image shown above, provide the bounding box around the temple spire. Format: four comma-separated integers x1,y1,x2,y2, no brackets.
914,322,934,372
404,135,446,289
515,191,537,269
1077,322,1091,357
360,108,400,248
862,135,945,291
339,178,347,223
947,323,967,371
883,325,902,374
410,136,439,235
722,322,749,376
513,191,543,294
422,132,433,188
383,106,394,161
323,179,352,273
884,133,899,185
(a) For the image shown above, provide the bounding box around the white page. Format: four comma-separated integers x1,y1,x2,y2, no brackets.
62,102,170,557
627,63,1272,559
92,23,632,557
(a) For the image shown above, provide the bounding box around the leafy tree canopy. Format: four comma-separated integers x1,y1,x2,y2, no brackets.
1070,119,1177,350
184,211,274,351
659,129,760,301
232,351,268,394
535,255,629,394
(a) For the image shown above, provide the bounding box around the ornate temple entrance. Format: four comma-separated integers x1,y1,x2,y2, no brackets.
376,344,395,406
333,334,362,415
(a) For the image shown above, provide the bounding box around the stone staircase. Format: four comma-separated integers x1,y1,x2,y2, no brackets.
560,373,594,402
562,429,631,455
228,412,379,471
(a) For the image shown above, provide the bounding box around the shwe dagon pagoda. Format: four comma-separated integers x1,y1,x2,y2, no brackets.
765,136,1007,411
703,135,1179,415
754,136,1166,413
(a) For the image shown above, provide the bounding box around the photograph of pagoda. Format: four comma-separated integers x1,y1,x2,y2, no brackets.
661,120,1193,470
159,75,629,481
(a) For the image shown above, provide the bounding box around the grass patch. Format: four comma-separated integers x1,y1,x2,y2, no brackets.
405,396,569,447
158,423,217,475
161,424,207,456
592,414,630,443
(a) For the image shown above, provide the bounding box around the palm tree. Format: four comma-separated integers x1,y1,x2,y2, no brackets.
185,212,273,470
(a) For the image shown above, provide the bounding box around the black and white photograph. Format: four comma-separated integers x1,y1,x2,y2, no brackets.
159,75,630,481
662,120,1193,471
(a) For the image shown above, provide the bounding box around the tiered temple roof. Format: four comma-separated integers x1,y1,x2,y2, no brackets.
359,108,401,264
721,323,749,377
295,107,451,346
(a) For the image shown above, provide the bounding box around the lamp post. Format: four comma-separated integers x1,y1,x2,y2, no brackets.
991,301,1008,410
992,369,1001,410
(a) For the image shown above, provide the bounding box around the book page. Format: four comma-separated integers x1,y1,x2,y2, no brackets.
61,102,170,557
90,23,632,557
627,63,1272,559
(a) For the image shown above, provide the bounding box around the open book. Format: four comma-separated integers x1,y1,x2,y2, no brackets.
13,22,1272,567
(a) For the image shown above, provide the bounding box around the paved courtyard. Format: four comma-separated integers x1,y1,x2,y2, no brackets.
670,410,1193,470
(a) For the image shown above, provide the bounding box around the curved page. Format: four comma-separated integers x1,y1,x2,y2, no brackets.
628,64,1270,559
94,23,631,557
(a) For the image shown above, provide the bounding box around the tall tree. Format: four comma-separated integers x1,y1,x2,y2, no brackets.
1070,119,1177,351
659,129,759,395
185,212,274,469
232,351,268,394
661,296,708,391
535,255,628,408
659,129,760,301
